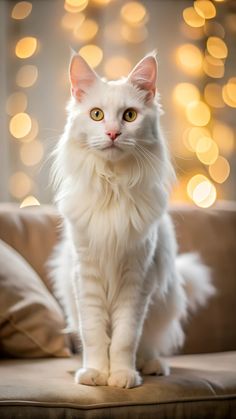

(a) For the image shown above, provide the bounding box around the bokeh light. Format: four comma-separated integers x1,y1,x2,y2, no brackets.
11,1,32,20
121,2,147,26
173,83,200,107
186,101,211,126
9,113,32,139
187,174,208,198
61,12,85,30
104,56,132,79
194,1,216,19
183,127,211,152
18,117,39,143
15,37,38,59
192,180,217,208
183,7,205,28
209,156,230,184
73,19,98,41
16,65,38,88
79,45,103,68
65,0,87,5
222,78,236,108
20,195,40,208
64,0,88,13
176,44,203,76
207,36,228,59
187,174,216,208
204,83,225,108
6,92,28,116
91,0,112,5
203,54,224,78
9,172,32,199
20,140,44,166
196,137,219,165
4,0,236,208
212,122,234,156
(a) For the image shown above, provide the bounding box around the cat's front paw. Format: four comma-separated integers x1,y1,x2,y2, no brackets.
108,369,142,388
75,368,108,386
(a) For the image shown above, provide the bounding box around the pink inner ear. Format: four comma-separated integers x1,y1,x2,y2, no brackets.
69,54,97,101
128,56,157,101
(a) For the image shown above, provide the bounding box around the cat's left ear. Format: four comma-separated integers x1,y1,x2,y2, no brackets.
69,54,98,101
128,55,157,102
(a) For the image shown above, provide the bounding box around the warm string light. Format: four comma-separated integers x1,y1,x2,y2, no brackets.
11,2,32,20
172,0,234,208
8,0,234,209
79,45,103,68
61,0,147,80
8,1,41,207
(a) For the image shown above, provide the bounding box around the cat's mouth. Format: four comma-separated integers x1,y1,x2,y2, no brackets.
102,143,122,151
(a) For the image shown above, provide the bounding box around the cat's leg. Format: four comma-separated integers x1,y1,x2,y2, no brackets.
74,259,110,386
138,296,185,377
108,256,152,389
137,215,186,376
137,295,179,377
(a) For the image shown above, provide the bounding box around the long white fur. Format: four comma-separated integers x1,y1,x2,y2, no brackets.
50,53,215,388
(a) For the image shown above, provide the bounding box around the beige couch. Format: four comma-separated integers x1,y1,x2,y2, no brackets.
0,203,235,418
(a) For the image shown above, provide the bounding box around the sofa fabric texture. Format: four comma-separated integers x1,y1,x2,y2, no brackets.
0,203,235,418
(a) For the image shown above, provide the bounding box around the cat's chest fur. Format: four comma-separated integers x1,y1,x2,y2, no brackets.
62,167,164,257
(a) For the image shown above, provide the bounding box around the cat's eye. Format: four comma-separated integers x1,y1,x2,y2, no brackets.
90,108,104,121
123,108,137,122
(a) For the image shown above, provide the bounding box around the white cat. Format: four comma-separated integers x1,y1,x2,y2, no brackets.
50,53,215,388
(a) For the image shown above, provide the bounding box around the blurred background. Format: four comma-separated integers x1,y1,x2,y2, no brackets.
0,0,235,209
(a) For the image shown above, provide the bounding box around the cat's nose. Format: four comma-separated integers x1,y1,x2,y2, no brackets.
106,131,121,141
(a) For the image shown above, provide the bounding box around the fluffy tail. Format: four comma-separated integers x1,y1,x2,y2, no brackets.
176,253,216,313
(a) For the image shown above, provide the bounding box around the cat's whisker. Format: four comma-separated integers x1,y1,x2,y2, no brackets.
138,143,161,162
138,144,164,170
130,151,143,184
90,136,104,141
135,144,159,176
139,138,156,146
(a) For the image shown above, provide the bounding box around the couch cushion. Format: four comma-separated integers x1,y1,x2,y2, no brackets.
0,204,60,293
0,352,235,418
0,239,70,358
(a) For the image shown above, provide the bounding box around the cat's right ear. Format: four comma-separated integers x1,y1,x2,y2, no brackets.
69,54,98,101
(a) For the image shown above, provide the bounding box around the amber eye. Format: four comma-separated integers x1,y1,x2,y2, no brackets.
90,108,104,121
123,108,137,122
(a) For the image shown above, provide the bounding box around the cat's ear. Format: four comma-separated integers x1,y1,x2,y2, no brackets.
128,55,157,102
69,54,98,101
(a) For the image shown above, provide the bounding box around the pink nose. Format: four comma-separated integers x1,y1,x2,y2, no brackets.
106,131,121,141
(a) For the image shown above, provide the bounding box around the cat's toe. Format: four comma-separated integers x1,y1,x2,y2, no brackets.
108,369,142,388
141,358,170,376
75,368,108,386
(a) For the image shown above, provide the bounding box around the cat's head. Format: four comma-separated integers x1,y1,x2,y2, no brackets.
68,53,160,162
